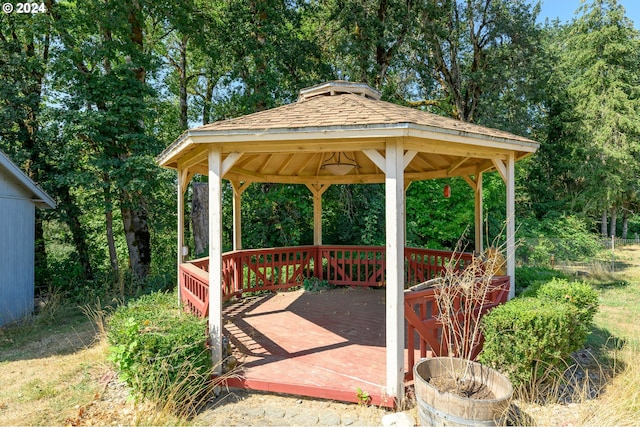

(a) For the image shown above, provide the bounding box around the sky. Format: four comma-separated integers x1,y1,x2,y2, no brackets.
535,0,640,27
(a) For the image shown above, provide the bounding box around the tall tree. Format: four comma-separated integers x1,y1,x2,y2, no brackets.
409,0,542,125
529,0,640,226
48,0,173,280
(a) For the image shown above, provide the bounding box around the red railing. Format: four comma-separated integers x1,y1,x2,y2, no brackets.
222,246,316,300
179,262,210,317
404,275,510,381
318,246,385,286
404,247,473,285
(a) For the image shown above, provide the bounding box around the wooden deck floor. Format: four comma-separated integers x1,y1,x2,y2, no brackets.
222,287,417,407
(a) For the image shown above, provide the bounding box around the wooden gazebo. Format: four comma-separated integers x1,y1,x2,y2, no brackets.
157,81,539,403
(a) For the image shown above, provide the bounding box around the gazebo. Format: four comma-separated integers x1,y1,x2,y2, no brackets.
157,81,539,404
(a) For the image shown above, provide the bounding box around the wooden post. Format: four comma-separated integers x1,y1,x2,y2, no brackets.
230,181,249,251
475,172,483,254
385,138,405,403
177,168,185,302
208,147,224,375
506,154,515,299
306,184,330,246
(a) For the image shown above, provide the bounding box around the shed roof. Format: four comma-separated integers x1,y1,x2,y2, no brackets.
0,150,56,209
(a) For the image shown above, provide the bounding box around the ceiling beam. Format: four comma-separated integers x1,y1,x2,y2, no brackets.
447,157,470,175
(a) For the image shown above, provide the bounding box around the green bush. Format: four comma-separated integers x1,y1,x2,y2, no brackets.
515,266,567,295
480,297,588,387
524,278,598,324
107,291,212,411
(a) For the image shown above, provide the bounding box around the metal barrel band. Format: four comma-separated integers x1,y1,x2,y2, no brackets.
416,396,499,427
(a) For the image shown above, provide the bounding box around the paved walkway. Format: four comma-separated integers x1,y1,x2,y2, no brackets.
197,390,398,426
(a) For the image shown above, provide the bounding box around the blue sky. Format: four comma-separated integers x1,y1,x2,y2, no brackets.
535,0,640,27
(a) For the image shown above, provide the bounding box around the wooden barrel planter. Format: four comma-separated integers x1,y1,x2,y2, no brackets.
413,357,513,427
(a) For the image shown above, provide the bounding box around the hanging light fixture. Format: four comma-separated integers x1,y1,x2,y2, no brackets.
321,152,358,175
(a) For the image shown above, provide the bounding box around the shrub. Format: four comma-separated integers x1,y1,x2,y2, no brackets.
522,278,599,325
515,266,568,295
480,297,588,387
107,291,212,413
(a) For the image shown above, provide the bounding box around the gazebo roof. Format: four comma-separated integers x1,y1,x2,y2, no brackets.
158,81,539,185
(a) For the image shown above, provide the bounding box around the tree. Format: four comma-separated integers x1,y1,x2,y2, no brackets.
529,0,640,231
409,0,542,125
48,0,178,280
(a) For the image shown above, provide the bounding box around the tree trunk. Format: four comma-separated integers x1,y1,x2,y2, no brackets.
601,210,608,237
622,209,629,240
59,186,94,280
179,35,188,130
191,182,209,256
610,207,617,238
34,212,48,293
120,191,151,281
203,78,214,125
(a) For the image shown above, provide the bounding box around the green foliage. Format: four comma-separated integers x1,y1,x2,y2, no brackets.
355,387,371,405
517,214,602,266
527,0,640,220
515,266,568,295
302,277,332,293
324,184,385,246
522,278,599,325
481,277,597,388
480,297,588,387
107,292,212,409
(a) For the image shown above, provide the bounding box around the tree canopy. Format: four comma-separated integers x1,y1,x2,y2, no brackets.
1,0,638,297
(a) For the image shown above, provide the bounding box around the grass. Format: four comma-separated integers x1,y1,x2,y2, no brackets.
512,245,640,426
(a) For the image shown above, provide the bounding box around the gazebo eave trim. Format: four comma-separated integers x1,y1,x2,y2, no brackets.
157,122,539,168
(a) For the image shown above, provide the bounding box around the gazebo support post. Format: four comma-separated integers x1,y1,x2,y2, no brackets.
230,180,249,251
177,168,185,301
306,184,330,246
475,172,484,254
492,155,517,299
506,153,516,299
208,147,224,375
384,138,405,403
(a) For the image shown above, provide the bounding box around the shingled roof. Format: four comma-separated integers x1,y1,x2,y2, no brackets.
158,81,539,185
192,89,535,146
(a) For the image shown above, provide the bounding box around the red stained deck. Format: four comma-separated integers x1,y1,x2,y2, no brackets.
222,287,412,407
182,246,510,407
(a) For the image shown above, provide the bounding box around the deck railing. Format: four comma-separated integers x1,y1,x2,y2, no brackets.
403,275,510,381
180,245,476,315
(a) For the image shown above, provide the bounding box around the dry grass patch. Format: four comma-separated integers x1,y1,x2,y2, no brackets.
0,339,106,426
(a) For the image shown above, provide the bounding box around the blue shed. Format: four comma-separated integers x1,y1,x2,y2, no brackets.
0,151,56,326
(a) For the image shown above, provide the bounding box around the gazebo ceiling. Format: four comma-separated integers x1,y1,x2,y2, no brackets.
158,81,539,185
